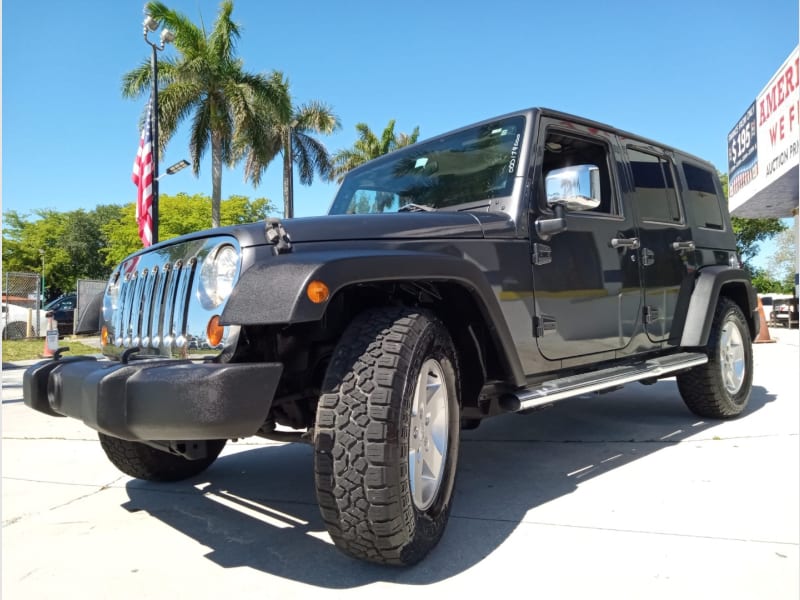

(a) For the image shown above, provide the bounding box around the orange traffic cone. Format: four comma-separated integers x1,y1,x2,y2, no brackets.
754,297,776,344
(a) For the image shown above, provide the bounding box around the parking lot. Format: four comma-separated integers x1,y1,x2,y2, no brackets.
2,328,798,599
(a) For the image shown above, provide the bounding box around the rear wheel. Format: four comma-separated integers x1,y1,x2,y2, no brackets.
98,434,226,482
677,298,753,419
314,307,460,565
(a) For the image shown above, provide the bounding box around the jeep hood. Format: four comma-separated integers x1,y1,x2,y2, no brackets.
225,212,516,248
138,212,516,255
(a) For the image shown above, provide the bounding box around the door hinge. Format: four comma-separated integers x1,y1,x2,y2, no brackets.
641,248,655,267
643,305,660,324
532,243,552,266
534,315,557,337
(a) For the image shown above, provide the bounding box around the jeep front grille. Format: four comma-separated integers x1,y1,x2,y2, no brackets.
114,258,198,349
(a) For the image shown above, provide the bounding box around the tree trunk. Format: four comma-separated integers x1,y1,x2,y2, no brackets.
211,132,223,228
283,130,294,219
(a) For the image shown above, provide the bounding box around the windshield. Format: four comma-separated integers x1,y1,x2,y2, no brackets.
329,116,525,215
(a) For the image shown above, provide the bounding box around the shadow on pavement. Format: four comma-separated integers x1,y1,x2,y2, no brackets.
123,380,775,586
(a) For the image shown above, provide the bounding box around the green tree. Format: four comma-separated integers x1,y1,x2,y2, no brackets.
719,173,786,271
238,72,340,218
3,205,123,297
121,0,290,229
101,193,276,265
767,226,797,290
330,119,420,183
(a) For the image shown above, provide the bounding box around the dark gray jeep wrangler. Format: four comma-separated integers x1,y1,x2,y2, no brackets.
24,108,758,565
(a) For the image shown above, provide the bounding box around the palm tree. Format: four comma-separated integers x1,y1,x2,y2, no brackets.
122,1,290,228
330,120,420,183
237,72,340,218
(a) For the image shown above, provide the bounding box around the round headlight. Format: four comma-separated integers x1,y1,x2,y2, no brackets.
199,244,239,309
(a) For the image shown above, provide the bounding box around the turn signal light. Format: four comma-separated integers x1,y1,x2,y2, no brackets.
206,315,224,347
307,280,330,304
101,325,110,346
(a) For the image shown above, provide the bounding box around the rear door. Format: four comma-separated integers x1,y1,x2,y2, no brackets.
625,146,693,344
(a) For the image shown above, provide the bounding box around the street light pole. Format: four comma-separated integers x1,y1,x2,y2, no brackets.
142,14,174,245
39,249,45,300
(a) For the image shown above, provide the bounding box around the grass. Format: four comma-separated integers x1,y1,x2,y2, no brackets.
2,338,100,362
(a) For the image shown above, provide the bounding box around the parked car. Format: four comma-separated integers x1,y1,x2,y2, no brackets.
44,293,77,336
772,297,799,328
2,302,47,340
759,293,794,325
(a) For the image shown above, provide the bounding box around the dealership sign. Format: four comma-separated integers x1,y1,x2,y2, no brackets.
729,46,799,202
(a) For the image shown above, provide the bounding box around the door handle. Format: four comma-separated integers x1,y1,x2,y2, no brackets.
671,241,695,251
610,237,640,249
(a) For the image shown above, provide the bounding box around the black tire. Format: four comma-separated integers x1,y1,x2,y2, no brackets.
677,298,753,419
98,434,226,482
314,307,460,566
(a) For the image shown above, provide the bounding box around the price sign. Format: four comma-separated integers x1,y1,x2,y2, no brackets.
728,101,758,174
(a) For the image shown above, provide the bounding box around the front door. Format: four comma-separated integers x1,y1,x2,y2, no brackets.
531,120,641,362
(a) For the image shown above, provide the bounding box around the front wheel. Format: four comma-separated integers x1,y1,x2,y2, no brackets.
314,307,460,566
677,298,753,419
98,434,226,482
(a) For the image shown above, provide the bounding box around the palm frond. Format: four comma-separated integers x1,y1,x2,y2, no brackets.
209,0,240,62
188,100,212,175
121,60,153,99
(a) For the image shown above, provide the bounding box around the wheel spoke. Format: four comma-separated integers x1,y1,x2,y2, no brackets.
408,358,449,511
719,318,746,394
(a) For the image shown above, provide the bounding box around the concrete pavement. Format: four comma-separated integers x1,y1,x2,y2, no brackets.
2,328,798,599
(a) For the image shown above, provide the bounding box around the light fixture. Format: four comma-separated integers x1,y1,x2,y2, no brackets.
160,28,175,44
165,159,190,175
143,14,159,32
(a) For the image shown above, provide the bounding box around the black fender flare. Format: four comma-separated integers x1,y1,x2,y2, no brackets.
679,266,758,347
221,249,526,386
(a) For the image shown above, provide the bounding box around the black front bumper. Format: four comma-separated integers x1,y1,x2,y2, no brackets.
23,356,283,442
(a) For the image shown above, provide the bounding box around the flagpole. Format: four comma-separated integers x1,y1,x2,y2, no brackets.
142,13,174,245
150,41,160,244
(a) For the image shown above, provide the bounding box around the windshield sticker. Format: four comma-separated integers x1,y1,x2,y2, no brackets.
508,133,522,173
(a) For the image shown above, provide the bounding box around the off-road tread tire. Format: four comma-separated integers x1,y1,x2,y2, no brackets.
98,434,226,482
314,307,459,566
677,297,752,419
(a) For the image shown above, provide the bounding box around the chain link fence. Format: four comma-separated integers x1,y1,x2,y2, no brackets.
2,272,44,339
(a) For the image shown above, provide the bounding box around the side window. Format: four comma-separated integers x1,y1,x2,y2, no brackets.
683,163,724,230
628,147,682,223
542,130,616,214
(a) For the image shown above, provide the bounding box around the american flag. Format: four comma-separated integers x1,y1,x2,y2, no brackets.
132,99,154,247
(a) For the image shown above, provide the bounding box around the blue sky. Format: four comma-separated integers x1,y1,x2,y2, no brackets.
2,0,798,265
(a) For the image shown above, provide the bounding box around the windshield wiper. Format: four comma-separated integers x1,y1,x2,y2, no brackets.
398,203,435,212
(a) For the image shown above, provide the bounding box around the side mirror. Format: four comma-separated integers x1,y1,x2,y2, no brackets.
545,165,601,211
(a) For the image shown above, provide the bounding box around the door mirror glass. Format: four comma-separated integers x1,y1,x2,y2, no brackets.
545,165,601,211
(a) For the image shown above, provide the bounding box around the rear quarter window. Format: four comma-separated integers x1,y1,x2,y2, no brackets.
682,163,724,230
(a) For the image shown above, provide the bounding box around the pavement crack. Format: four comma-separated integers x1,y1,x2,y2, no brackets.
46,476,128,512
450,513,800,547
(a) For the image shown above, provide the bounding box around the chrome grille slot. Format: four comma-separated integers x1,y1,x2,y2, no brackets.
128,270,147,347
161,261,182,347
116,274,134,346
150,264,170,347
171,258,196,347
140,267,159,347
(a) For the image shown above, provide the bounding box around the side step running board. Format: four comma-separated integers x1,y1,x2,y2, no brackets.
500,352,708,413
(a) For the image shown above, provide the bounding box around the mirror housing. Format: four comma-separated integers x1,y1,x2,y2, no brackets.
545,165,601,211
